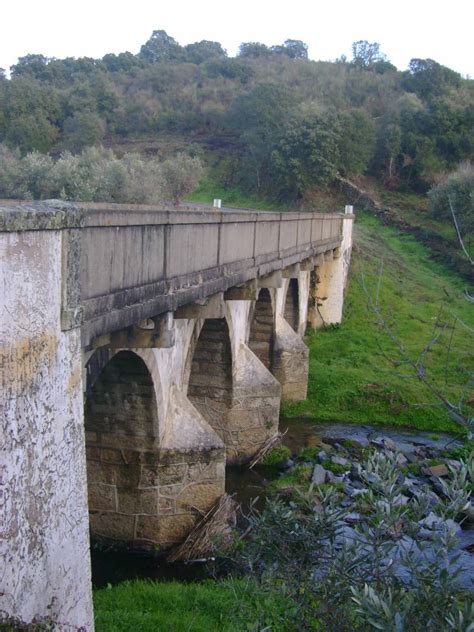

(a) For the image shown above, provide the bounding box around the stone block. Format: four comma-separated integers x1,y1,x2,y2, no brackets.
88,482,117,512
156,514,197,545
158,483,185,498
89,512,136,541
117,488,158,515
177,483,223,512
140,463,187,487
158,496,175,514
88,461,142,488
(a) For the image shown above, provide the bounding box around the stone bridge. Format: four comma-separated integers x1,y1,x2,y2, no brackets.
0,200,354,630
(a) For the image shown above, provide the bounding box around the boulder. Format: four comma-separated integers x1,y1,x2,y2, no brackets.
423,464,449,477
311,464,327,486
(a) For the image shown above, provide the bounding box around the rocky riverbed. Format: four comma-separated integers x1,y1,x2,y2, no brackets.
255,421,474,592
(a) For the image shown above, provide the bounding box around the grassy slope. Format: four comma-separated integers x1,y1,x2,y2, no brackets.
282,211,473,431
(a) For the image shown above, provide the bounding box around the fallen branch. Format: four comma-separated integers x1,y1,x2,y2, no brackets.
248,430,287,469
167,494,238,563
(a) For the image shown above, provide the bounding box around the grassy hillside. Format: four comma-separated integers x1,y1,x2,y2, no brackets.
282,211,473,432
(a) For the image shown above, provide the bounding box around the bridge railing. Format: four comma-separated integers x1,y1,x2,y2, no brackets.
76,206,343,342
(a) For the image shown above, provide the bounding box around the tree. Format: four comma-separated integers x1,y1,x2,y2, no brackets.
272,112,341,198
10,54,51,79
338,110,376,176
5,113,59,153
271,39,309,60
228,84,295,191
404,58,461,99
351,41,387,69
237,42,271,58
184,40,226,64
373,114,402,183
139,30,184,63
161,153,204,203
102,52,144,73
62,111,106,151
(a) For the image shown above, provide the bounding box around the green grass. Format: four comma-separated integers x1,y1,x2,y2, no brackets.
94,578,296,631
261,444,291,466
187,178,291,211
282,211,473,432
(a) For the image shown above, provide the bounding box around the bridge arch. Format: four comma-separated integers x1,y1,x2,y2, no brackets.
248,288,275,370
186,317,234,445
84,348,166,547
284,278,300,333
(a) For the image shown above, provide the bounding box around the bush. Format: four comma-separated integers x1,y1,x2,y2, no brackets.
0,144,205,205
261,445,291,466
428,162,474,248
236,450,473,631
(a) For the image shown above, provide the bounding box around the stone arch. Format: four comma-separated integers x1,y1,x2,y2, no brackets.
84,349,164,548
186,318,233,444
84,350,159,441
248,288,275,370
284,278,300,333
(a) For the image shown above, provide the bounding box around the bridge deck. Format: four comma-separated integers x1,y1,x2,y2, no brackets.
0,201,346,345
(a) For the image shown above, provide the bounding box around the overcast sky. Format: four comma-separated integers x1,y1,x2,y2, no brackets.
1,0,473,77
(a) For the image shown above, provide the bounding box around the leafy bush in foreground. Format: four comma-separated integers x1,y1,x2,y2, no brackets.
236,450,473,631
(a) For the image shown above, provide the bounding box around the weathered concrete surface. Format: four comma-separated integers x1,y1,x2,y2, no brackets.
273,314,310,401
0,230,93,630
309,214,354,328
226,301,281,462
271,274,311,401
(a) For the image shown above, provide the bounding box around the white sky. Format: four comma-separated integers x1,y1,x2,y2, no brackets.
1,0,473,77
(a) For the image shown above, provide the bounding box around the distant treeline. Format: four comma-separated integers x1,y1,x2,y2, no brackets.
0,32,473,199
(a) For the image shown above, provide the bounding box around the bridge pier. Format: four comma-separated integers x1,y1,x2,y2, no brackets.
272,273,311,401
309,208,354,329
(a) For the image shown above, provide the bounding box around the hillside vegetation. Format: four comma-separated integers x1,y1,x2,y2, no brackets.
0,32,472,201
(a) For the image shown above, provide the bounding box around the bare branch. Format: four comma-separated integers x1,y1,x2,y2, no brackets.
448,194,473,265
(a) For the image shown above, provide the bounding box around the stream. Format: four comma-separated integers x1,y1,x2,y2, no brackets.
91,419,472,589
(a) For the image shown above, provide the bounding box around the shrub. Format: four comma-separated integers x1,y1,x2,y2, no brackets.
0,144,205,205
261,444,291,467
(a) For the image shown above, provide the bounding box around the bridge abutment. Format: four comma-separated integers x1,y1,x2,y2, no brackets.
1,228,94,630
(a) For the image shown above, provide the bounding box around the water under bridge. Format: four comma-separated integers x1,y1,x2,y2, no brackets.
1,200,354,630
